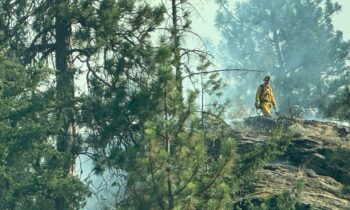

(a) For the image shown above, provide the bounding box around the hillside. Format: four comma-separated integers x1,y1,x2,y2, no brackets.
232,117,350,209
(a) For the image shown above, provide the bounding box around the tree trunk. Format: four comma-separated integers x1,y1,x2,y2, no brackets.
171,0,182,94
167,172,174,210
54,0,75,209
272,30,285,71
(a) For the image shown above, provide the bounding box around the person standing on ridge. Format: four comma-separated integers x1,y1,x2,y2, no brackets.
255,75,277,117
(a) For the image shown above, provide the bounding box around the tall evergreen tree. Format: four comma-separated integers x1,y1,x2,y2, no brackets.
0,54,89,210
0,0,92,208
80,41,237,209
1,0,165,209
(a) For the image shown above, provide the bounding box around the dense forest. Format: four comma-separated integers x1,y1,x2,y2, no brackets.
0,0,349,209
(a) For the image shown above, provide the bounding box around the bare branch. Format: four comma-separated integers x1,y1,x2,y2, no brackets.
182,68,267,81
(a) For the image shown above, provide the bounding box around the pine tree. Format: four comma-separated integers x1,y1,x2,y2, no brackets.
2,0,165,202
1,0,166,209
0,54,89,210
77,0,238,208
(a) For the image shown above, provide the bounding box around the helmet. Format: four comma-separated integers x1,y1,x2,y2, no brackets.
263,75,271,81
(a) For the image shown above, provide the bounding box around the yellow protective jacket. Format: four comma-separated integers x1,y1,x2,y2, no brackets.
255,84,276,107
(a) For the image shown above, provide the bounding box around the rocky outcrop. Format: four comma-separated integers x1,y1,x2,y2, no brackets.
232,117,350,210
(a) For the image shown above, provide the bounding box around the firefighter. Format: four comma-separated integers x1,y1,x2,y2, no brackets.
255,75,277,117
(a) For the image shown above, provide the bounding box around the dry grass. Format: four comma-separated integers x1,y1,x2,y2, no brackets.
288,124,317,137
256,167,350,209
288,123,340,140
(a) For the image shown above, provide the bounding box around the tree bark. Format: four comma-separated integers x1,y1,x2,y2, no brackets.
54,0,75,209
171,0,182,94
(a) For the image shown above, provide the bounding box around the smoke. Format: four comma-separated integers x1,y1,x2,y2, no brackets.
195,0,350,120
77,154,124,210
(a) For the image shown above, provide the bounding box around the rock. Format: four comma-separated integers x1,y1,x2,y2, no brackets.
337,127,350,137
306,169,317,178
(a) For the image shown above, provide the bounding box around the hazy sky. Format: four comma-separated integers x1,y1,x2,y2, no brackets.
191,0,350,44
